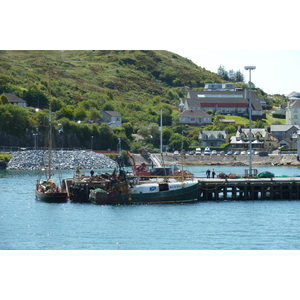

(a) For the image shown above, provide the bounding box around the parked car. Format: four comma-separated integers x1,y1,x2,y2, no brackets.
195,148,201,155
226,151,233,155
219,151,225,155
254,151,260,155
189,150,195,155
233,151,240,155
173,150,179,155
204,150,211,155
259,151,269,157
211,150,217,155
241,151,247,155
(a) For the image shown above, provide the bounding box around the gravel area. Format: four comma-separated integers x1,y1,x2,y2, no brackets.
7,150,118,170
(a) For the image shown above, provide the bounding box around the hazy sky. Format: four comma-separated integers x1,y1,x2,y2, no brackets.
169,50,300,96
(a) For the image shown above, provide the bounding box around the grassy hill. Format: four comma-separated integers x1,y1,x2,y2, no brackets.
0,50,225,124
0,50,232,150
1,50,285,152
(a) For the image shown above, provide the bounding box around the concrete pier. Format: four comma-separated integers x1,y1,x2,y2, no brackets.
197,177,300,201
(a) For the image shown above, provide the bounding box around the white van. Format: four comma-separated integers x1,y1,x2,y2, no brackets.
195,148,201,155
204,147,211,155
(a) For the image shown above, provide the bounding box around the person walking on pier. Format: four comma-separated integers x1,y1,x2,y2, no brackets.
206,169,211,179
212,169,216,179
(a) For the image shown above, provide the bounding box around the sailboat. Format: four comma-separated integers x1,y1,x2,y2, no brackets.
35,77,68,203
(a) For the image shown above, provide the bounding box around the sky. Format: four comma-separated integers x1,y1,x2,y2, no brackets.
169,50,300,96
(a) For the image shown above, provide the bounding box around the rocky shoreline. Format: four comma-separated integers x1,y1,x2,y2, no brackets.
2,151,300,171
6,150,118,170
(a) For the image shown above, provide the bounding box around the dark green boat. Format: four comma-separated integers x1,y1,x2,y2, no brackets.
89,179,199,205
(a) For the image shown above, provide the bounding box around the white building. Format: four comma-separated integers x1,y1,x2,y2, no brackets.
100,111,122,128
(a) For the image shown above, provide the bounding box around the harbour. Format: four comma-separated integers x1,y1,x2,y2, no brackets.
2,166,300,250
63,163,300,203
65,175,300,203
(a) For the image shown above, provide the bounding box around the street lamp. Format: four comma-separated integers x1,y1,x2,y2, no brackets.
91,135,94,151
244,66,256,177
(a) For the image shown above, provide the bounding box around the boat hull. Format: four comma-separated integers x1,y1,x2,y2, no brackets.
35,190,68,203
89,182,199,205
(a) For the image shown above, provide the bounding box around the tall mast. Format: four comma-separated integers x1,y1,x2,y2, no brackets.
160,108,163,155
48,70,52,179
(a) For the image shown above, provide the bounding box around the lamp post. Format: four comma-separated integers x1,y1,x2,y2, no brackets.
91,135,94,151
244,66,256,177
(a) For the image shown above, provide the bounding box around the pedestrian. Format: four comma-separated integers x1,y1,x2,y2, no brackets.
212,169,216,179
206,169,211,179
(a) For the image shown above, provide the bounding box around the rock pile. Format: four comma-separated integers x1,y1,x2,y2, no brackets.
7,150,118,170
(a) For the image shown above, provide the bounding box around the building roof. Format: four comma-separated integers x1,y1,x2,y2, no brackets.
289,101,300,109
2,93,27,104
287,91,300,99
237,128,267,138
184,98,248,107
199,130,226,139
270,125,300,132
101,110,121,117
178,109,211,118
184,90,262,110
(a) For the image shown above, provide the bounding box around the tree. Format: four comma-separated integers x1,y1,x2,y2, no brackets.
51,97,64,111
217,65,229,80
56,105,74,120
0,74,13,93
88,107,101,121
169,133,189,151
235,70,244,82
0,104,32,136
24,88,49,108
74,107,87,121
122,122,133,138
0,94,8,105
228,69,235,81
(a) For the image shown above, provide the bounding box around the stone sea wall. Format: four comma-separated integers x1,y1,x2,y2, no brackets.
7,150,118,170
159,153,300,166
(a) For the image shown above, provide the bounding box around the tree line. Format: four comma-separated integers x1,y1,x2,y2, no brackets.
217,65,244,83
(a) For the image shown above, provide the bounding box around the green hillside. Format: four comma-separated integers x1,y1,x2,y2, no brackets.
0,50,285,152
0,50,223,122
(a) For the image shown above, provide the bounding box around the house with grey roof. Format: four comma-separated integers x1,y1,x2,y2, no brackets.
181,90,263,120
100,111,122,128
270,124,300,148
178,109,212,126
198,130,227,147
230,127,278,151
287,91,300,100
1,93,27,107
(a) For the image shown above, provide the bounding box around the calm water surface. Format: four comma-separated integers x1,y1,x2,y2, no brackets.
1,165,300,250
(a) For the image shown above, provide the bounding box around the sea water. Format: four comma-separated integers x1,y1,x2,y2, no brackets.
1,166,300,250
